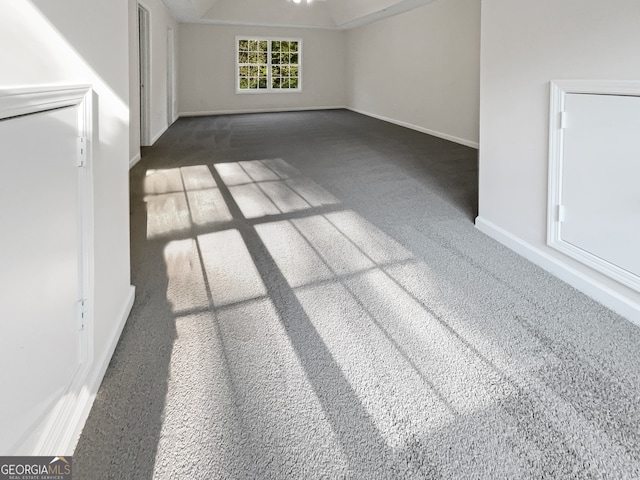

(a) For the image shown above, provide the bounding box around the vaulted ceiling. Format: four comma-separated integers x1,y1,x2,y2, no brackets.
161,0,440,29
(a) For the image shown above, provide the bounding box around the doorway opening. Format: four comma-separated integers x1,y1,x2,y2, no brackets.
138,4,151,146
167,27,176,126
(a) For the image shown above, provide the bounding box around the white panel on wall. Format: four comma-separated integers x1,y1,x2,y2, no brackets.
0,0,135,453
0,93,88,455
548,81,640,293
478,0,640,323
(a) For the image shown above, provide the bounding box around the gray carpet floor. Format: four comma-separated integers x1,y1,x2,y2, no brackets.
75,109,640,479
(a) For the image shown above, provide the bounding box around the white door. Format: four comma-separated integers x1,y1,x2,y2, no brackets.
139,5,150,146
0,105,84,454
561,93,640,278
167,27,176,125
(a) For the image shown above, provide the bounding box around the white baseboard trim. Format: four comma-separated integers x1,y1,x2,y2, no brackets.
347,107,479,149
129,152,141,169
178,105,347,118
64,285,136,454
150,124,168,145
475,216,640,326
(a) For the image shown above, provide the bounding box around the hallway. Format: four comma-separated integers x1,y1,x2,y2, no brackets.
75,110,640,479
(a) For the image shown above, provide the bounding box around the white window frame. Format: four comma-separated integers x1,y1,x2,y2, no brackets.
235,36,303,94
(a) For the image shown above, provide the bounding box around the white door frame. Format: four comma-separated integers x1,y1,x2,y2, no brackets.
0,85,95,454
167,26,176,126
138,4,151,146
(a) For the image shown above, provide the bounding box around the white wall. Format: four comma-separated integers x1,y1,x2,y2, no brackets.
0,0,134,453
130,0,179,163
328,0,402,26
346,0,480,148
477,0,640,322
178,24,347,115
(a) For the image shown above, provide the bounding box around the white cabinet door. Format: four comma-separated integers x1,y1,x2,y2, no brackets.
561,93,640,279
0,105,83,454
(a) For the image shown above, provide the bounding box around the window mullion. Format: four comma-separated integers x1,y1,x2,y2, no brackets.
236,36,300,93
267,41,272,92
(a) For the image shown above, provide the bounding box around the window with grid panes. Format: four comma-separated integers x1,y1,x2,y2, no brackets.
236,37,301,93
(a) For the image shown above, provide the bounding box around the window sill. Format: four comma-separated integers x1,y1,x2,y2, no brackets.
235,89,303,95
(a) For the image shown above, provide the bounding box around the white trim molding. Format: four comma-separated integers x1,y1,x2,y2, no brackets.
64,286,135,454
476,216,640,327
0,85,92,120
167,0,439,31
130,152,142,169
151,123,168,145
178,105,346,117
235,36,303,95
0,84,96,455
547,80,640,294
138,3,152,147
177,106,479,149
347,107,479,149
